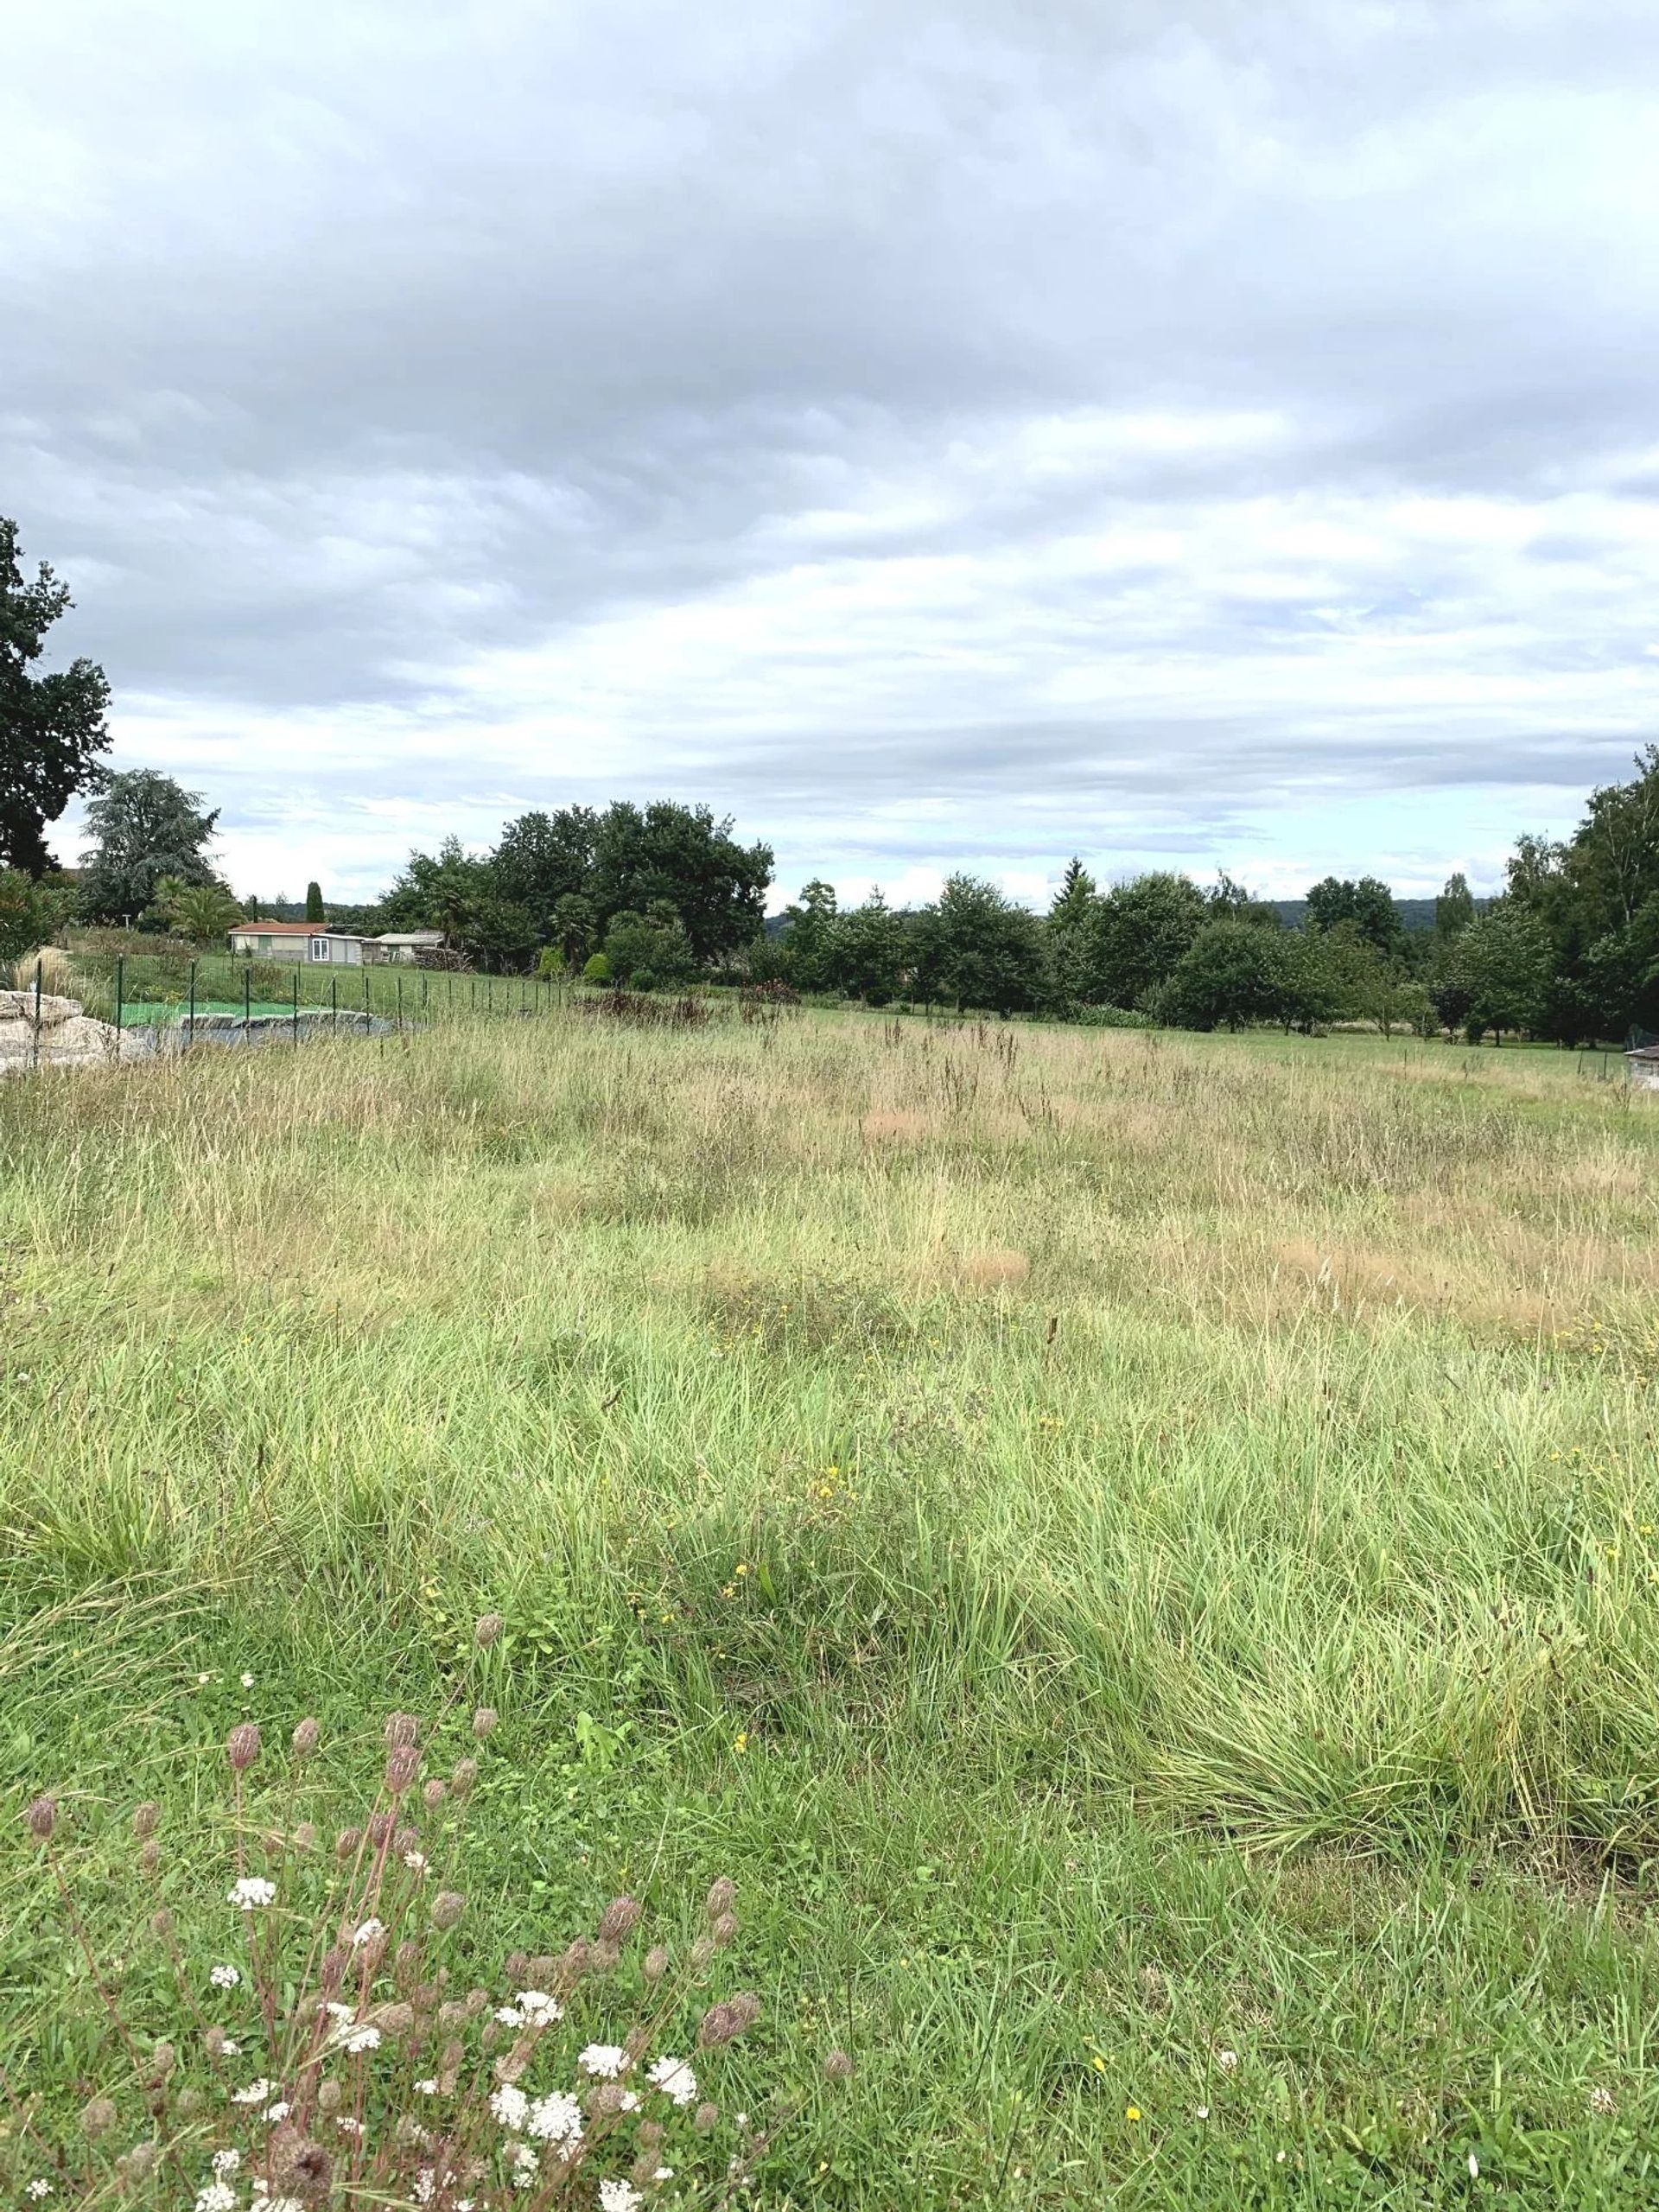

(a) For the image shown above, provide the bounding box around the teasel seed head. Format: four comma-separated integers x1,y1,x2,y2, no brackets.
696,2003,737,2049
422,1778,448,1811
474,1611,504,1648
175,2087,207,2120
705,1876,736,1921
710,1910,738,1950
689,1935,715,1973
81,2094,117,2139
823,2049,853,2082
316,2079,342,2114
598,1895,642,1944
149,1907,174,1940
384,1712,420,1750
226,1722,261,1773
138,1839,161,1874
25,1794,57,1840
450,1757,479,1798
335,1827,363,1863
471,1706,498,1739
693,2101,719,2134
587,2082,626,2118
367,1812,394,1847
131,1801,159,1840
385,1746,420,1796
728,1990,761,2031
294,1821,319,1852
394,1938,422,1986
291,1717,321,1756
643,1944,670,1985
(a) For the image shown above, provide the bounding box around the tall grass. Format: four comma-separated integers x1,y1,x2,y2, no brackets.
3,1011,1656,2204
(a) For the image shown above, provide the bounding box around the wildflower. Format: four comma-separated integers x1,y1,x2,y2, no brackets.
517,1989,563,2027
404,1849,429,1873
335,2116,363,2136
232,2079,273,2103
352,1917,385,1947
240,1672,255,1688
526,2090,583,2146
823,2050,854,2082
218,2039,241,2056
648,2055,697,2107
491,2082,530,2131
227,1723,262,1772
599,1895,642,1943
1590,2085,1616,2115
264,2101,291,2124
25,1795,58,1840
335,2024,382,2055
1126,2105,1141,2122
432,1890,466,1930
291,1717,320,1755
1468,2153,1480,2177
229,1876,276,1909
197,1673,212,1685
1215,2048,1238,2072
473,1706,499,1738
578,2044,630,2079
385,1712,421,1748
506,2142,539,2187
1196,2105,1210,2120
213,2150,241,2175
194,2186,236,2212
413,2174,435,2205
210,1964,241,1989
599,2182,643,2212
27,2185,52,2202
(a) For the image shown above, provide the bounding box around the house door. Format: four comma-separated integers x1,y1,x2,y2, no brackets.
308,937,328,963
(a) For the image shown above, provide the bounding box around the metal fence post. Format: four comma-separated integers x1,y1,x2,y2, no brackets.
32,957,41,1070
114,955,124,1054
397,973,404,1035
363,963,370,1035
292,970,300,1048
186,959,197,1055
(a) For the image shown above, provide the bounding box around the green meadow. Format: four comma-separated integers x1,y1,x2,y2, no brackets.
3,1005,1657,2206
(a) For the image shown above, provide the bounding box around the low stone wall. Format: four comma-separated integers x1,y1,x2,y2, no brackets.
0,994,394,1075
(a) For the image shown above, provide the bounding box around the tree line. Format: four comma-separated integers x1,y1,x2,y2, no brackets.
3,514,1656,1043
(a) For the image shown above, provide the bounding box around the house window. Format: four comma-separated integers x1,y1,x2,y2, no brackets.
257,935,271,952
308,936,328,963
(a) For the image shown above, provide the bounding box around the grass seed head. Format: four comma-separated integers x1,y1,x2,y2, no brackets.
431,1891,465,1931
450,1758,479,1797
471,1706,498,1739
474,1611,504,1648
694,2101,719,2133
643,1945,669,1985
823,2050,854,2082
705,1877,736,1922
138,1839,161,1874
25,1794,57,1840
226,1722,261,1773
291,1718,321,1756
335,1827,362,1863
422,1778,448,1810
384,1712,421,1750
385,1747,420,1796
131,1802,159,1839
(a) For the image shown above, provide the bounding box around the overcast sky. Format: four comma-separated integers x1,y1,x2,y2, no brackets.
6,0,1658,908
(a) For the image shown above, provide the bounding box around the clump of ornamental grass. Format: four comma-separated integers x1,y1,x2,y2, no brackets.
10,1618,849,2209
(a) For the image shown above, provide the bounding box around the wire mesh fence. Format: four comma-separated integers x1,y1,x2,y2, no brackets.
3,950,569,1073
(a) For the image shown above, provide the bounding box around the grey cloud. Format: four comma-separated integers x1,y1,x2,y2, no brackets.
5,0,1659,893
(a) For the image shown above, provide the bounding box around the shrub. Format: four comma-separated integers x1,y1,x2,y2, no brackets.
582,954,613,986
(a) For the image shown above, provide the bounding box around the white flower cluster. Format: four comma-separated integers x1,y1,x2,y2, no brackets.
647,2054,697,2107
227,1877,276,1910
209,1964,241,1990
230,2078,272,2105
576,2043,629,2079
194,2186,236,2212
525,2090,582,2147
515,1988,562,2027
352,1916,385,1947
598,2182,643,2212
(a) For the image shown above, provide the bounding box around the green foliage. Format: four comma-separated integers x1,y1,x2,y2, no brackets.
1094,872,1209,1007
162,878,246,947
582,950,613,984
1305,873,1403,955
591,800,772,962
303,879,324,922
0,867,75,960
1435,870,1476,943
601,901,697,988
78,769,219,923
382,836,537,971
778,879,839,992
1455,902,1554,1041
0,516,111,875
1046,857,1098,1009
1158,916,1290,1030
916,874,1047,1013
537,944,567,979
826,889,907,1006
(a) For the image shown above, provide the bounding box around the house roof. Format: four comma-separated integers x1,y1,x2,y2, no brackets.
377,931,444,944
230,921,366,939
1627,1044,1659,1061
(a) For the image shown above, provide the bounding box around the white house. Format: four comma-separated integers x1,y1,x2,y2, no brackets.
227,922,372,965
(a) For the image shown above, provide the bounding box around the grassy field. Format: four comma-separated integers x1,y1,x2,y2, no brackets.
2,1006,1657,2205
